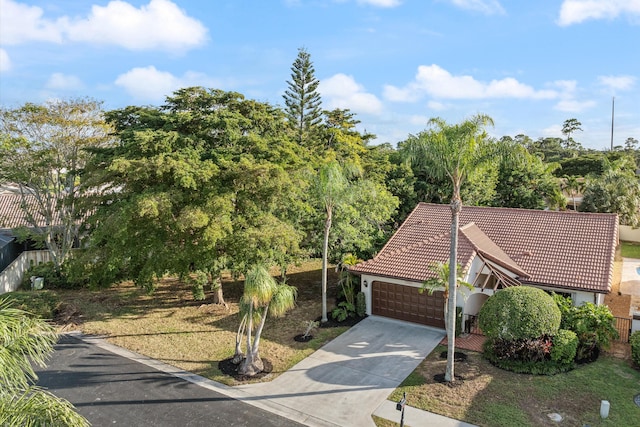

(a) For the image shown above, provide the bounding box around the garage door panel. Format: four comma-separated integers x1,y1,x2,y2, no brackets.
372,281,445,328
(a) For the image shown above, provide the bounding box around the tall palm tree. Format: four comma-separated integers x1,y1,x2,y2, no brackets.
0,298,89,426
313,161,348,322
237,265,297,376
405,114,496,383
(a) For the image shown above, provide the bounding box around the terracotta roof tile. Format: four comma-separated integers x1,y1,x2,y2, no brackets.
351,203,618,293
0,193,59,230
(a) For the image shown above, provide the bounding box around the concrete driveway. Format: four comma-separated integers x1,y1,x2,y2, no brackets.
235,316,445,426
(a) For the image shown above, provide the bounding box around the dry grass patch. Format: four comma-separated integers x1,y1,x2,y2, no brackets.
56,260,349,385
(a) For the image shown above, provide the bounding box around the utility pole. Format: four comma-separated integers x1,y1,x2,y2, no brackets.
611,97,615,151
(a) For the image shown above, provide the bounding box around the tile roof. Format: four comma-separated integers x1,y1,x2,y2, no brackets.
0,193,59,230
351,203,618,293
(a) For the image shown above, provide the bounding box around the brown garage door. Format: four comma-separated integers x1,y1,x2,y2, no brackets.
372,281,445,328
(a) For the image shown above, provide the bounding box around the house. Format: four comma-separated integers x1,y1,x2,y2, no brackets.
349,203,618,329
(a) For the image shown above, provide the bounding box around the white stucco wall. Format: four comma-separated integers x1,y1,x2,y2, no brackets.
620,225,640,243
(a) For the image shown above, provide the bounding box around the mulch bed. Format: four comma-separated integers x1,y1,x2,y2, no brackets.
433,373,465,388
440,351,468,362
294,334,314,342
218,357,273,382
316,314,366,328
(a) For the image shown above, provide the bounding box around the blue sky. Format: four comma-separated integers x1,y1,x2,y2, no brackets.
1,0,638,149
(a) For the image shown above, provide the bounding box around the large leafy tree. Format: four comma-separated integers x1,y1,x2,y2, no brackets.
283,48,323,147
579,156,640,227
0,99,114,269
561,118,583,155
85,88,304,296
0,298,88,426
492,139,563,210
404,114,497,383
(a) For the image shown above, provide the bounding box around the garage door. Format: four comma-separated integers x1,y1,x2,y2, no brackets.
372,281,445,328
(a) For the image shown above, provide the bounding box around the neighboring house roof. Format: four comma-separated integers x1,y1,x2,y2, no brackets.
351,203,618,294
0,192,59,230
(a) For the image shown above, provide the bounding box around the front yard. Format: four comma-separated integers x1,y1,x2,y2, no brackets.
386,345,640,427
52,260,348,385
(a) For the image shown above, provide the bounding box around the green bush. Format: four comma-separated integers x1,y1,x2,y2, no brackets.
553,294,618,362
631,330,640,367
550,329,578,367
3,290,59,319
21,260,87,290
482,337,574,375
479,286,561,340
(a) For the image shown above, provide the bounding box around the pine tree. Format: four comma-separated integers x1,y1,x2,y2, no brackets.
283,47,323,146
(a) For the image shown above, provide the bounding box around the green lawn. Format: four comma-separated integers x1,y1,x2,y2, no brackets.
621,241,640,259
385,346,640,427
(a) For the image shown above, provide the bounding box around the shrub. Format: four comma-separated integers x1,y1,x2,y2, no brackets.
3,290,59,319
553,294,618,362
631,331,640,368
482,337,574,375
355,292,366,317
21,260,87,290
550,329,578,368
331,301,355,322
479,286,561,340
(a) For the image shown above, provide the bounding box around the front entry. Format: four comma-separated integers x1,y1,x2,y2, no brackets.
371,281,445,328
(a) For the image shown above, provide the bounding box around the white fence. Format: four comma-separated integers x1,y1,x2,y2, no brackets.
0,250,51,294
620,225,640,243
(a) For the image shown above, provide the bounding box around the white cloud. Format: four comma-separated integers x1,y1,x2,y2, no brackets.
554,99,597,112
61,0,207,52
0,0,207,52
356,0,402,7
449,0,506,15
0,48,11,72
45,73,84,90
319,73,383,115
542,124,563,138
427,101,447,111
115,66,218,101
598,75,636,91
558,0,640,26
384,64,557,101
0,0,63,45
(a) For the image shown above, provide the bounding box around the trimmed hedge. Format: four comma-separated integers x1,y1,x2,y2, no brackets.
479,286,561,340
631,331,640,368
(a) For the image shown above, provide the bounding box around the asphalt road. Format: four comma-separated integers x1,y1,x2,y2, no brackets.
36,335,303,427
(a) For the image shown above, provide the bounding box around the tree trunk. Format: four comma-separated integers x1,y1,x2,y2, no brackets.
239,304,269,376
446,197,461,383
212,276,228,308
321,207,332,323
233,315,247,364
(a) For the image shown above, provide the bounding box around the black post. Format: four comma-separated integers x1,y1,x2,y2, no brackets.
396,391,407,427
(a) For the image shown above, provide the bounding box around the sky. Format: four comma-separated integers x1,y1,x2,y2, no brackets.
0,0,638,150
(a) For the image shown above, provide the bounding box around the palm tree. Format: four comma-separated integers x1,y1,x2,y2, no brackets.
420,262,473,332
0,298,89,426
236,265,297,376
313,161,348,322
405,114,496,383
563,175,584,210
